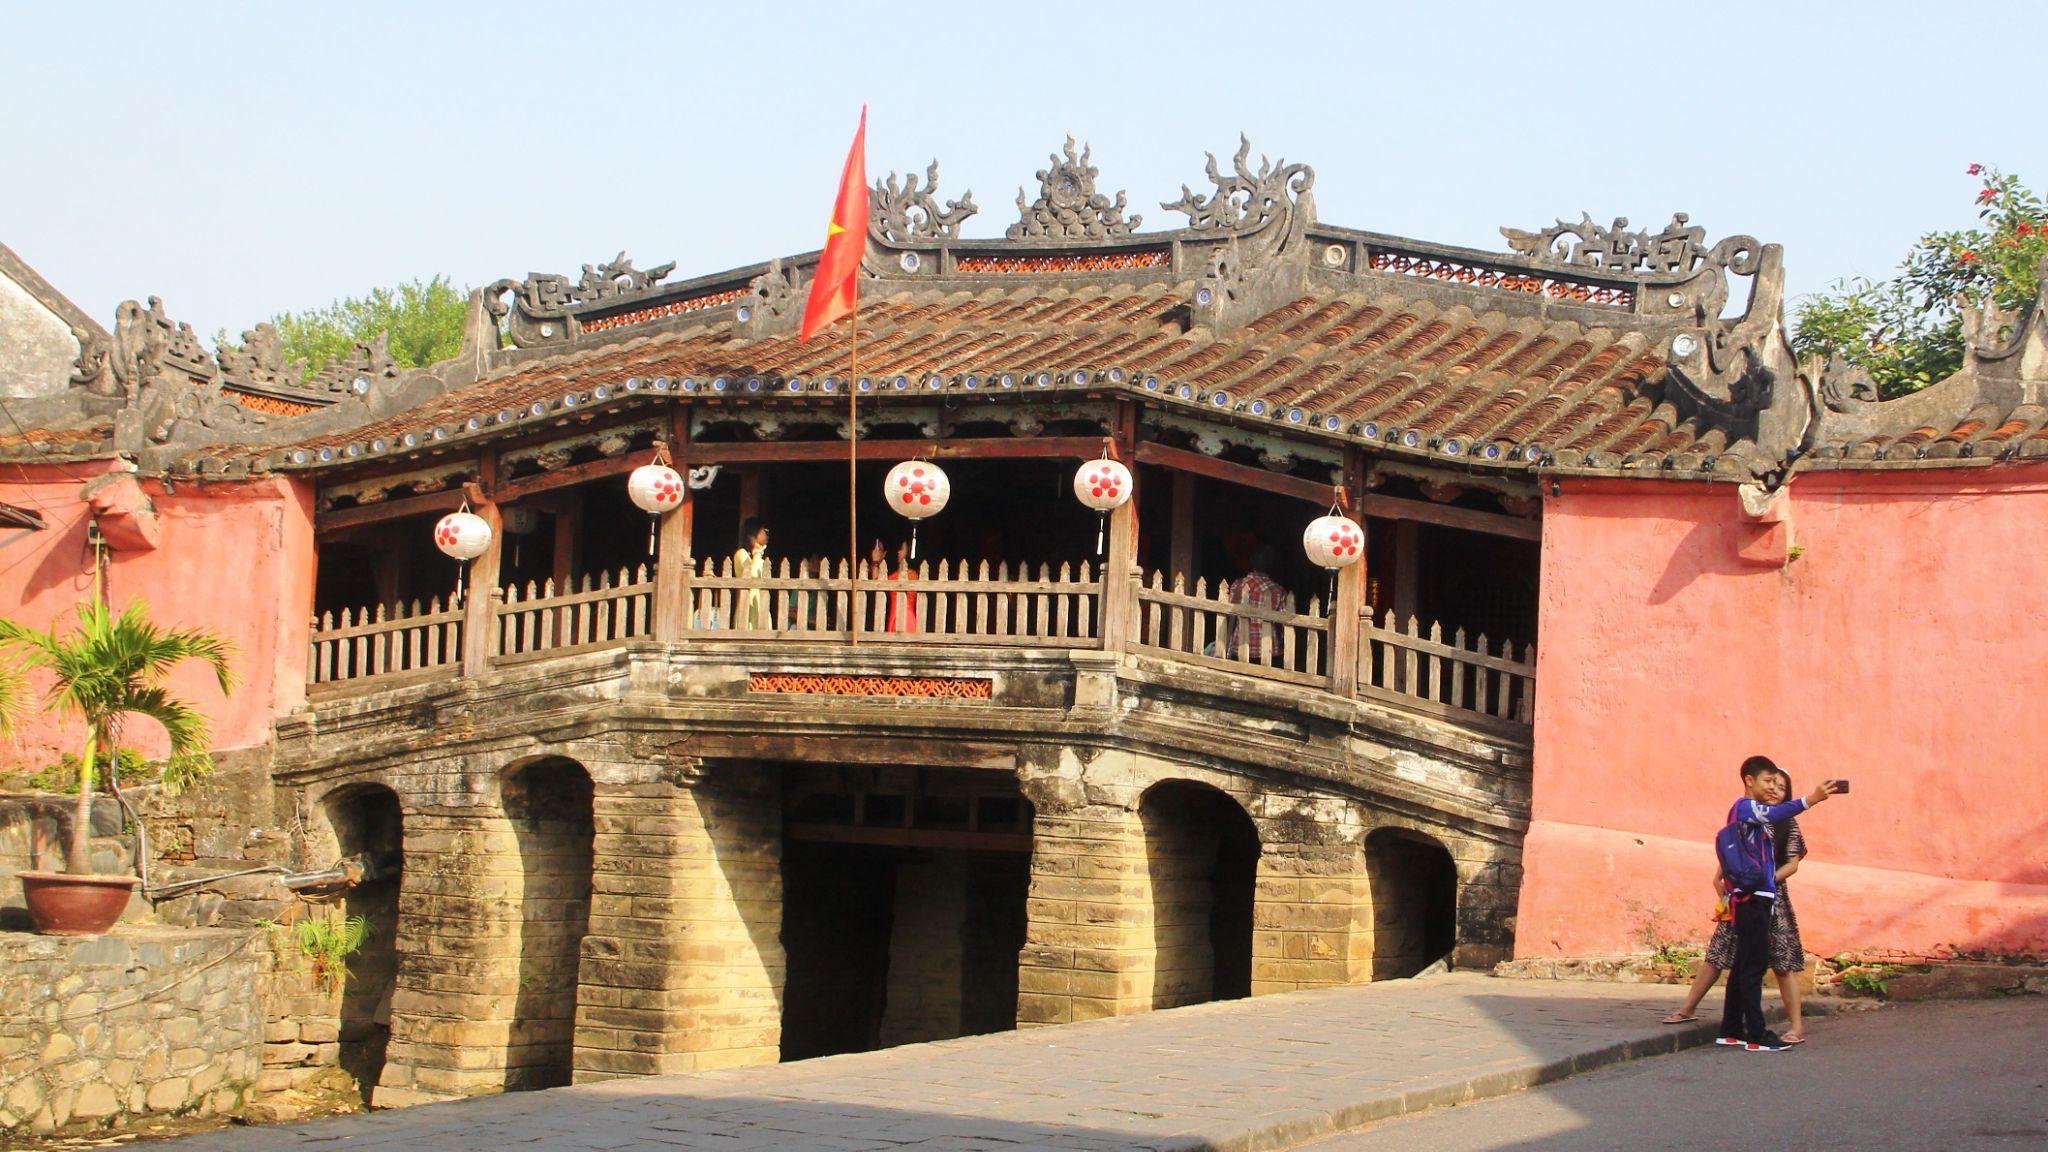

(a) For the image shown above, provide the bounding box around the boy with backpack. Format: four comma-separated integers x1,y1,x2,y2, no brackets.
1715,755,1841,1052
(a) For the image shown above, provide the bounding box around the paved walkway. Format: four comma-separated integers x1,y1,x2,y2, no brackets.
170,975,1723,1152
1295,997,2047,1151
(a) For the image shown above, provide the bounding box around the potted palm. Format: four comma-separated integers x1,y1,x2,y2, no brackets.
2,600,234,936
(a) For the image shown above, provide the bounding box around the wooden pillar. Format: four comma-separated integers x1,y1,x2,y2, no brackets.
461,453,501,678
1169,470,1196,583
1100,402,1140,652
1328,449,1367,696
654,406,693,643
1391,520,1421,624
737,469,761,528
550,490,583,589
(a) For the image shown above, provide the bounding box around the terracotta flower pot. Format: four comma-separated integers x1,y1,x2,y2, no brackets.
18,871,139,936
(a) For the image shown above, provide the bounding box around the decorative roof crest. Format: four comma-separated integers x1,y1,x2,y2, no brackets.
739,259,806,339
1501,213,1757,278
306,333,400,397
1161,135,1316,235
1008,137,1139,241
215,322,305,391
113,297,218,392
871,161,978,245
484,251,677,323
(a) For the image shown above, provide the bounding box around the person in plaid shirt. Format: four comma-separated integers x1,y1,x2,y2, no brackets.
1229,543,1289,664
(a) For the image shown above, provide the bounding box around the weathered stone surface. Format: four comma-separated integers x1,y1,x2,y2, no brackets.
0,927,259,1137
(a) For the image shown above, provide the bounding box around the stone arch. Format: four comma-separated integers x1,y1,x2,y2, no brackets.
499,755,595,1089
1138,780,1260,1008
318,781,404,1101
1364,825,1458,979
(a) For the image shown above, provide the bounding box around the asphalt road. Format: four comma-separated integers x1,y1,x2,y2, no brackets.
1296,997,2048,1152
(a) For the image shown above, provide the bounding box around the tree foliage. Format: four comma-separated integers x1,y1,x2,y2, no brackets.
232,276,471,381
1792,166,2048,399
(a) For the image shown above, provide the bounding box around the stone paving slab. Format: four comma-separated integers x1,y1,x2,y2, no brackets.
165,975,1730,1152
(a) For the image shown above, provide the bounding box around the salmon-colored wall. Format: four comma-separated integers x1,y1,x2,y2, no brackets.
0,463,315,767
1520,464,2048,960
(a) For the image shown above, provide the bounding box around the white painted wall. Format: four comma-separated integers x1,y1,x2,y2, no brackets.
0,270,81,399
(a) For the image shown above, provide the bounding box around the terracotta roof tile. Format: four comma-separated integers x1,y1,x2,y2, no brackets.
252,278,1769,471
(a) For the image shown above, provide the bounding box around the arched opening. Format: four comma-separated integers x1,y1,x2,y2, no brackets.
322,784,403,1102
1365,827,1458,979
1139,781,1259,1009
501,757,595,1089
779,765,1032,1061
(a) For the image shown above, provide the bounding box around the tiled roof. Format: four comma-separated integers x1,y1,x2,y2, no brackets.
255,281,1736,473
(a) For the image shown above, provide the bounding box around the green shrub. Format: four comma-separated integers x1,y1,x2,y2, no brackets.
297,914,371,990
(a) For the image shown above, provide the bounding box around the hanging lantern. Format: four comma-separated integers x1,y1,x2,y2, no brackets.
1072,456,1133,555
434,505,493,561
500,505,540,568
884,459,950,557
435,502,493,601
1302,513,1364,569
626,443,685,555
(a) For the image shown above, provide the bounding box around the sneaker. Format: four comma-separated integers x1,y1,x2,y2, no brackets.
1714,1037,1745,1047
1746,1032,1793,1052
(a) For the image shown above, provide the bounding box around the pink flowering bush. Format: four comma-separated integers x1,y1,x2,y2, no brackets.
1792,166,2047,398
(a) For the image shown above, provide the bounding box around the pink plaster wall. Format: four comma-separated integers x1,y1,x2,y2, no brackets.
0,463,315,766
1520,464,2048,961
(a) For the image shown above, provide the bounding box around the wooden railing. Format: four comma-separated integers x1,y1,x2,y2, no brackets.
496,566,655,660
1359,612,1535,726
304,563,1535,737
1133,571,1331,687
684,558,1100,647
308,598,464,687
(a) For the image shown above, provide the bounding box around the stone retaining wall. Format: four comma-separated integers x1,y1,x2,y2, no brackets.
0,926,261,1137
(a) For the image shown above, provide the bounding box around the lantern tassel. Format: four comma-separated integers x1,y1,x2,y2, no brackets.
456,563,467,605
910,523,919,560
1096,512,1106,557
647,515,657,557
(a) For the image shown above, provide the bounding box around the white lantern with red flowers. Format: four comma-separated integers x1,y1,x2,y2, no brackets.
434,505,493,561
1072,456,1133,554
1302,514,1364,570
884,460,950,557
625,443,685,555
628,461,685,513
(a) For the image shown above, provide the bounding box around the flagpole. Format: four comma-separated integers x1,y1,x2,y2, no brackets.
848,304,860,647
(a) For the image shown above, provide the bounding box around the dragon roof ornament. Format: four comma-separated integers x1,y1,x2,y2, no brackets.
1500,213,1759,279
1160,135,1316,235
1008,137,1139,241
871,161,978,245
484,252,677,323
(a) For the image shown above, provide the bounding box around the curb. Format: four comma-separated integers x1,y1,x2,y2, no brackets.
1142,1007,1791,1152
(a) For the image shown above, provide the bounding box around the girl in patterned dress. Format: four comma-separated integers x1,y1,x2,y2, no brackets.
1662,768,1811,1042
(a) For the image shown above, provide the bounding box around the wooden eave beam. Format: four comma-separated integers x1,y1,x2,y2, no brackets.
681,436,1108,465
1134,440,1335,505
316,488,466,532
494,447,659,503
1358,493,1541,542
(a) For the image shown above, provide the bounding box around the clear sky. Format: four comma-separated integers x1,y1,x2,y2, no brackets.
3,1,2040,343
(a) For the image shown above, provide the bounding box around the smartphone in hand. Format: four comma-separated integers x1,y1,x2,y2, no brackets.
1831,779,1851,794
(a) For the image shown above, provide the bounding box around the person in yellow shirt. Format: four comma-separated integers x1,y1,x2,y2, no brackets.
730,518,770,629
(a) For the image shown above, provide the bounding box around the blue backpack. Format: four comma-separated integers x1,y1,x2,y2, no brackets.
1714,802,1774,895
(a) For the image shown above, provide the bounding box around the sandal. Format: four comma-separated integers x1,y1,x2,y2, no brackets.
1780,1032,1805,1044
1661,1012,1699,1024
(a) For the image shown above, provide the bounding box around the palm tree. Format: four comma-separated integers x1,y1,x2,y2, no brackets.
0,601,235,875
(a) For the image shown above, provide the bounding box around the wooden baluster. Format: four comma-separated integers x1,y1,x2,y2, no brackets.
1424,620,1442,701
1482,631,1499,713
1401,615,1421,697
1450,628,1469,710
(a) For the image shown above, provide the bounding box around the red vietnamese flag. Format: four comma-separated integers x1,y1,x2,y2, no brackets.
798,108,869,343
